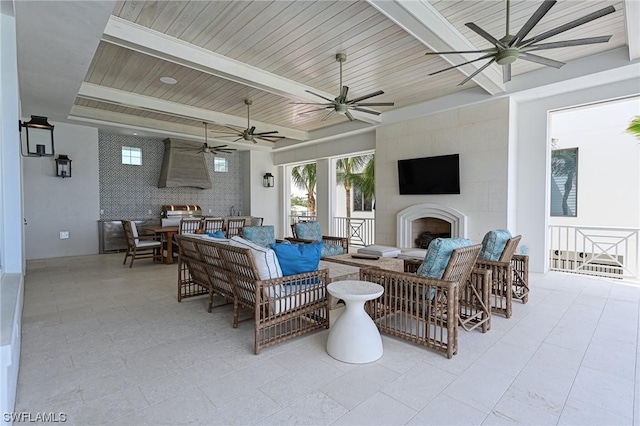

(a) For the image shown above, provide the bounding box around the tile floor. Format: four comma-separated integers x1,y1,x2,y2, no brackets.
16,253,640,425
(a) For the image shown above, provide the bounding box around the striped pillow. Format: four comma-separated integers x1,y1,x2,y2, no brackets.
230,236,283,280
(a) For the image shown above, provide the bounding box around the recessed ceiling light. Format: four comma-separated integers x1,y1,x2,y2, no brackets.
159,76,177,85
133,132,138,136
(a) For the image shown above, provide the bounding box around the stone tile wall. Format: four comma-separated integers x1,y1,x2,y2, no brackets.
99,132,244,220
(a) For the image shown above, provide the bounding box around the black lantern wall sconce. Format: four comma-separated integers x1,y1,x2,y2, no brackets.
263,172,274,188
55,155,72,178
19,115,55,157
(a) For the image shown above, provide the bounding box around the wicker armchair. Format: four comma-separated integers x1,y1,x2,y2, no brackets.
288,221,349,254
361,244,481,358
404,258,492,333
475,235,522,318
121,220,162,268
511,254,530,304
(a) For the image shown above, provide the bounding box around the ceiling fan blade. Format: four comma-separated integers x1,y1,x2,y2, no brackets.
305,90,335,103
248,126,256,135
520,5,615,47
233,137,243,143
299,106,335,114
518,52,565,68
254,130,279,135
257,134,285,139
522,36,612,51
256,136,278,143
510,0,556,47
321,110,335,122
351,107,381,115
340,86,349,103
215,134,242,138
352,102,395,107
425,49,496,55
344,110,355,122
428,53,495,76
503,63,511,83
465,23,505,48
348,90,384,104
458,58,496,86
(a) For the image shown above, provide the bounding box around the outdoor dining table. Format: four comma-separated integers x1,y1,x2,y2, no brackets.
144,226,179,264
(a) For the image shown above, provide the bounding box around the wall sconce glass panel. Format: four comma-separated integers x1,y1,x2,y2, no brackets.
55,155,72,178
263,172,274,187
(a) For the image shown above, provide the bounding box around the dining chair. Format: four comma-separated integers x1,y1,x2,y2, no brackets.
226,218,246,238
121,220,162,268
202,217,225,234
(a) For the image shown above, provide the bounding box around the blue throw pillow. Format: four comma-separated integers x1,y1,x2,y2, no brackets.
479,229,512,261
206,230,226,239
270,242,323,276
417,237,473,279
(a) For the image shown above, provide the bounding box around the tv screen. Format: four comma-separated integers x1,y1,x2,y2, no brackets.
397,154,460,195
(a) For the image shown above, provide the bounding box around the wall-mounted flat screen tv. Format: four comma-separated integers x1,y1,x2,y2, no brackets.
397,154,460,195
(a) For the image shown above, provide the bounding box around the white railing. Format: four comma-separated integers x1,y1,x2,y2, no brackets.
288,215,375,248
549,225,640,280
334,217,375,248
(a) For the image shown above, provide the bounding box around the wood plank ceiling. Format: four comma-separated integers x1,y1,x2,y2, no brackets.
71,0,628,148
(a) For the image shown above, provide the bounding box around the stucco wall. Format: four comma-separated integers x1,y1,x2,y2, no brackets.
374,98,512,247
23,121,100,260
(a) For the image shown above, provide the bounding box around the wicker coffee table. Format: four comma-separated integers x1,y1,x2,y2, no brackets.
322,253,404,273
326,280,384,364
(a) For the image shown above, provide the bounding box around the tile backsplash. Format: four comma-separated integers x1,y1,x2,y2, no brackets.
99,132,244,220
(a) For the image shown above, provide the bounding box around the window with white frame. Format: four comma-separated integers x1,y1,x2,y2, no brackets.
214,156,228,172
353,187,373,212
121,146,142,165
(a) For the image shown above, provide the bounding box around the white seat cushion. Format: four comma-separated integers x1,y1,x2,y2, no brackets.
229,236,283,280
136,240,160,248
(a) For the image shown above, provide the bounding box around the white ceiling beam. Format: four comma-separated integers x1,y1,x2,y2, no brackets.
103,16,380,125
624,0,640,61
68,105,272,151
367,0,505,95
77,82,308,141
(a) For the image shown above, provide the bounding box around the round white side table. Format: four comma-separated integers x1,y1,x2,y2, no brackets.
326,280,384,364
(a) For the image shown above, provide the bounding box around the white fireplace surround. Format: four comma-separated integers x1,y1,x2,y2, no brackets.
397,204,468,248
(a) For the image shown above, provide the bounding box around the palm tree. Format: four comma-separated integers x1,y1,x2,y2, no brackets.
352,156,375,202
627,115,640,139
336,154,373,218
291,163,317,216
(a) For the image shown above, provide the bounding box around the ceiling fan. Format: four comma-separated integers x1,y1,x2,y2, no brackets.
199,122,236,154
213,99,285,144
291,52,395,122
426,0,615,85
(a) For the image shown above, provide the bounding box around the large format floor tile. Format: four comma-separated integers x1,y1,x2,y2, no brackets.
14,254,640,425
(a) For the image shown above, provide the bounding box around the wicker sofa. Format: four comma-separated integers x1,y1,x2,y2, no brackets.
175,234,330,354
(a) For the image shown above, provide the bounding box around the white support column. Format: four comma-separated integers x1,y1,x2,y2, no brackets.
316,159,331,235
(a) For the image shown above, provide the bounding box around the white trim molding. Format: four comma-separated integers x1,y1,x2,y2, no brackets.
397,203,468,248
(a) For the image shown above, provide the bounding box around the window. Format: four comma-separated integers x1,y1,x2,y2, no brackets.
121,146,142,165
353,187,373,212
214,156,228,172
550,147,578,217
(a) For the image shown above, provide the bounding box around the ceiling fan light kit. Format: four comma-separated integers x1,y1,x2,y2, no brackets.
426,0,615,85
291,52,394,122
